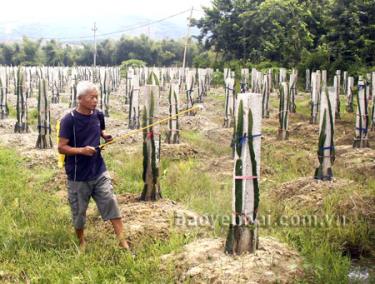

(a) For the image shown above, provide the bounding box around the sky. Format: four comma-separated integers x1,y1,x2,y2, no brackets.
0,0,212,28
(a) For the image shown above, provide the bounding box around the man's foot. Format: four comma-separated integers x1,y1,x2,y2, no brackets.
119,239,130,250
79,241,86,253
119,240,136,257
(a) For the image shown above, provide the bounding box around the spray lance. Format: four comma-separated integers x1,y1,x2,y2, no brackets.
56,105,200,168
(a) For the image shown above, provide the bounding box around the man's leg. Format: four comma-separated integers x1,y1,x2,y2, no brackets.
93,172,130,249
110,218,130,249
76,228,86,249
68,180,91,249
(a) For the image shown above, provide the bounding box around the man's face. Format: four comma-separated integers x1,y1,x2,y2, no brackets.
79,90,98,111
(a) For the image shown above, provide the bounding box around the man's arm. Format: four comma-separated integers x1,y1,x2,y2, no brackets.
101,130,113,143
98,112,112,143
58,137,97,156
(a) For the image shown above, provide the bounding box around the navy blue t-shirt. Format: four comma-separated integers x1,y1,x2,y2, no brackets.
59,109,106,181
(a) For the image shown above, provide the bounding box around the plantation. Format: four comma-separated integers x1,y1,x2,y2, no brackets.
0,65,374,283
1,0,375,282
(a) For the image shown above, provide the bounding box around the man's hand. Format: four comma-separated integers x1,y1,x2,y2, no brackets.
101,132,113,143
80,146,97,156
58,138,97,156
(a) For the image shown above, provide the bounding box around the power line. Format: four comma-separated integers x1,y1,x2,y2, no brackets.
23,9,191,41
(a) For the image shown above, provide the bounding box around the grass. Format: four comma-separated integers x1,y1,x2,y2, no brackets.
6,102,39,127
7,104,16,118
256,94,374,283
104,145,231,235
0,148,189,283
105,148,144,195
108,109,127,121
161,159,231,220
100,95,373,283
1,90,374,283
258,95,374,283
181,129,229,156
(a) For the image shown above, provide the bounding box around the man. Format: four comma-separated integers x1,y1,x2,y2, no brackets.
58,81,129,251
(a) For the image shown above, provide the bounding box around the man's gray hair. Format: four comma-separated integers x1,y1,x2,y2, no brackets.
77,81,99,99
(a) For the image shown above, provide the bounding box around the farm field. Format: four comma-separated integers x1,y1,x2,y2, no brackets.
0,78,374,283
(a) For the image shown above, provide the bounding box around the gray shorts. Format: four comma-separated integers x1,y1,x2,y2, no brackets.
67,171,121,229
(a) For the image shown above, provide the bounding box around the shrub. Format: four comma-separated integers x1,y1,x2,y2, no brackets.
120,59,146,78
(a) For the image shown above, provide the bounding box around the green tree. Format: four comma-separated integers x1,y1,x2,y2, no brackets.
97,39,116,66
253,0,313,65
194,0,313,66
325,0,364,71
42,40,63,66
21,37,42,65
358,0,375,66
0,44,16,65
75,43,93,65
194,0,375,71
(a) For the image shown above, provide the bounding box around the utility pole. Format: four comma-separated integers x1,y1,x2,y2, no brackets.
182,7,193,69
92,22,98,67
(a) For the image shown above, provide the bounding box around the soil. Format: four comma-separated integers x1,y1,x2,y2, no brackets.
269,176,375,231
1,85,374,282
0,118,56,168
88,193,209,243
161,143,200,160
269,177,354,210
336,145,375,178
161,237,303,283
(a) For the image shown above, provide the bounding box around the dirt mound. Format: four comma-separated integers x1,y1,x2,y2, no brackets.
204,127,233,147
161,143,200,160
179,115,203,131
50,103,70,121
290,122,319,139
336,132,354,146
200,155,233,179
335,191,375,226
269,177,354,209
23,147,56,168
179,113,218,132
269,177,375,235
105,117,128,130
161,237,303,283
0,118,15,132
336,145,375,178
0,126,56,168
97,193,207,243
50,170,68,195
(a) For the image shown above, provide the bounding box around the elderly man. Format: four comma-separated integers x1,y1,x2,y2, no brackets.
58,81,129,251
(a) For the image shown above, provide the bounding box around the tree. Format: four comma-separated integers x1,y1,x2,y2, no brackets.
21,37,42,65
325,0,364,70
43,40,63,66
194,0,375,71
0,44,16,65
97,39,116,66
358,0,375,66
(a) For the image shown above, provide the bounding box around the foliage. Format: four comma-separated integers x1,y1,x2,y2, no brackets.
120,59,146,78
1,92,374,282
193,50,220,68
211,70,224,87
2,0,374,72
121,59,146,68
0,35,201,67
194,0,375,72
